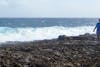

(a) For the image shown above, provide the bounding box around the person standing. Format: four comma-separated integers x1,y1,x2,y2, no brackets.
93,19,100,40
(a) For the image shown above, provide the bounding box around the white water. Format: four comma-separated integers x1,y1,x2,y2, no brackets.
0,26,95,42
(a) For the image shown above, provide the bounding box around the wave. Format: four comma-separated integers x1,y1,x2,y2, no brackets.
0,26,95,42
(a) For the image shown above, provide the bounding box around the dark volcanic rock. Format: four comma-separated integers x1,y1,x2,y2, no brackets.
0,34,99,67
58,35,67,40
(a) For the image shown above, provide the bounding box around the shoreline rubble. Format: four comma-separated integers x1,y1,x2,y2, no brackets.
0,33,100,67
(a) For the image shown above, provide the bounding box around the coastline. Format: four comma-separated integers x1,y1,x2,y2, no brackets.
0,33,100,67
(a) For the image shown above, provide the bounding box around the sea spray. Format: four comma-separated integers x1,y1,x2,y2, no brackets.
0,26,95,42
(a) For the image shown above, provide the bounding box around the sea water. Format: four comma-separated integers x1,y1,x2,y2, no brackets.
0,18,97,42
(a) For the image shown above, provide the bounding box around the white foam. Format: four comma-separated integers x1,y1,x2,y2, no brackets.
0,26,95,42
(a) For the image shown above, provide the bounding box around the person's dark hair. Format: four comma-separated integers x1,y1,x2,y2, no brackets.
98,19,100,22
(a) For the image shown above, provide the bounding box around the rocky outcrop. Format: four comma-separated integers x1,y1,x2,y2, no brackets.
0,33,100,67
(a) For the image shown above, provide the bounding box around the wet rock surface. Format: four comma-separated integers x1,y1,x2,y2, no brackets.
0,34,100,67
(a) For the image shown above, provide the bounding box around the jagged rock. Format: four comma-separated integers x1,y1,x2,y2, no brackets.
0,34,99,67
58,35,67,41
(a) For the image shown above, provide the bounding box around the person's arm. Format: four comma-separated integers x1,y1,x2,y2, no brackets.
93,26,96,32
93,23,97,32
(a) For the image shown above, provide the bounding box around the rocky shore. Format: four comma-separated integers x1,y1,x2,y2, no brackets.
0,33,100,67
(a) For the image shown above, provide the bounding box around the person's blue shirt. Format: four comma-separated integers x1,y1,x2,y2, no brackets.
96,22,100,31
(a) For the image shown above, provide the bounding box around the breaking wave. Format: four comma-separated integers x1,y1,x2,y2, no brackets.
0,26,95,42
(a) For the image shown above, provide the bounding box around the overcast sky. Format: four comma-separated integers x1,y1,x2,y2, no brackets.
0,0,100,18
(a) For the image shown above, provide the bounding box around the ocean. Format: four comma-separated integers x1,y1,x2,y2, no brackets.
0,18,97,42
